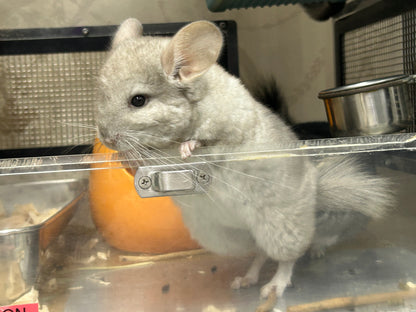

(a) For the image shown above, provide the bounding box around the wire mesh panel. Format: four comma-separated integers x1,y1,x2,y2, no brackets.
339,4,416,131
342,14,404,84
403,9,416,75
0,52,106,150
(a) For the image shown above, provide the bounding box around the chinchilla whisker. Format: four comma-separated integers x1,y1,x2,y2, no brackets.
124,138,296,222
126,136,167,161
66,133,96,143
123,134,263,201
123,137,240,203
92,141,109,153
123,141,145,168
52,118,98,131
125,131,293,189
144,147,253,203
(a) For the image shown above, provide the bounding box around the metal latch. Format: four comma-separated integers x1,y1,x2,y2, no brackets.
134,163,211,198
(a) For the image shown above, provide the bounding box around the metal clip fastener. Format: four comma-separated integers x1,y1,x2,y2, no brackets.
134,163,211,198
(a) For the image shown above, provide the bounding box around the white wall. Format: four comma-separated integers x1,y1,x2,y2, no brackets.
0,0,335,123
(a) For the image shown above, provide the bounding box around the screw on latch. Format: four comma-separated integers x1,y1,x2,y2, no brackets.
196,170,211,185
82,27,89,36
218,22,227,30
137,176,152,189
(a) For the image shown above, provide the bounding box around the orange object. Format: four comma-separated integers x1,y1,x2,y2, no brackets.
40,193,83,250
89,140,199,253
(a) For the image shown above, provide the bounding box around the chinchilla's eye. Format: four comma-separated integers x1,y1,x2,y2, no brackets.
130,94,148,107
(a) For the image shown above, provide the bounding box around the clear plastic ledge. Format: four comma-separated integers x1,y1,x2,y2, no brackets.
0,133,415,176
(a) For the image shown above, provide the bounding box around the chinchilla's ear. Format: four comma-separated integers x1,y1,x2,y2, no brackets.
112,18,143,48
161,21,223,82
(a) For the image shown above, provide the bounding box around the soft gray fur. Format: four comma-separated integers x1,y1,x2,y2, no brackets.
96,19,394,299
311,156,393,258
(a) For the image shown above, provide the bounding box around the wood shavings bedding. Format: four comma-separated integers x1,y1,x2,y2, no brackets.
10,287,50,312
0,202,58,230
0,202,58,303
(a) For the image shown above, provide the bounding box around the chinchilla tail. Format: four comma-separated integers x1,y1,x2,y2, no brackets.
316,156,395,219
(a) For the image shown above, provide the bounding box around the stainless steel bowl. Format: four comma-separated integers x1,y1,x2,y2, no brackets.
319,75,415,137
0,179,87,305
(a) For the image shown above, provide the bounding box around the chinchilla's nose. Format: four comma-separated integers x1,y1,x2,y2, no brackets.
97,125,107,139
97,125,117,147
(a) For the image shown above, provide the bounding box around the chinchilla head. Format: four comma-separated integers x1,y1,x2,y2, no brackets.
96,18,223,152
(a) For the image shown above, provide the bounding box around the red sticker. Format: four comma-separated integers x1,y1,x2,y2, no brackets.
0,303,39,312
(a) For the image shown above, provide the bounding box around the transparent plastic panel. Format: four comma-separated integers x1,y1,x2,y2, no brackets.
0,134,415,311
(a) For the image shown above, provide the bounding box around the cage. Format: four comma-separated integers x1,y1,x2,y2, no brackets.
0,3,416,312
0,135,415,311
334,0,416,132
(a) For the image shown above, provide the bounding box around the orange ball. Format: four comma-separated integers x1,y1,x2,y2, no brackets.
89,140,199,253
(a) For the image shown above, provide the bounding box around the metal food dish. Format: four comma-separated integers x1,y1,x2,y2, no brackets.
319,75,414,137
0,178,87,305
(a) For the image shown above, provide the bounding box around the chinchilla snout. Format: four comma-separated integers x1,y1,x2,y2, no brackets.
97,125,120,150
